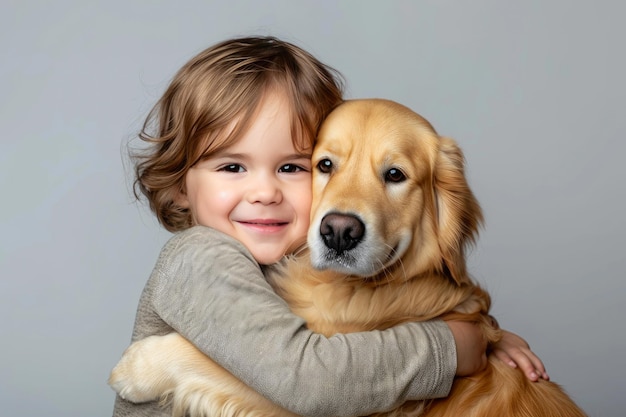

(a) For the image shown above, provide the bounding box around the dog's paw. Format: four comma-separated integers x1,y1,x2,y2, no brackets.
108,334,177,403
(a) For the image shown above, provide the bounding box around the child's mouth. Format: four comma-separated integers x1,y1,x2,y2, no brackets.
238,219,289,232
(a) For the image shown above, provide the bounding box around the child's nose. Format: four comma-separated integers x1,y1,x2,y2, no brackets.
246,176,283,205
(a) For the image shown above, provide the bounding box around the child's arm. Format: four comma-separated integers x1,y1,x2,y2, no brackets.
144,226,474,416
447,321,488,376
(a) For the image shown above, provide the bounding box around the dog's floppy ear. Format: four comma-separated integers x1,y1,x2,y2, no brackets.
433,136,483,285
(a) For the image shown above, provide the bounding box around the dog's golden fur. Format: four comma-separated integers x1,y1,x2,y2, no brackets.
110,99,586,417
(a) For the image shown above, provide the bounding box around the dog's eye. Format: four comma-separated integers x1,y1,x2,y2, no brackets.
317,159,333,173
385,168,406,183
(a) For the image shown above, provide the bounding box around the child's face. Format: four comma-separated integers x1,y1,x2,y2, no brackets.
180,91,312,264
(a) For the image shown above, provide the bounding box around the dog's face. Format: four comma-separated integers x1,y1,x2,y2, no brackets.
308,99,482,284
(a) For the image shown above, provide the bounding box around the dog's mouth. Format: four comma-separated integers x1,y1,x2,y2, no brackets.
314,240,404,281
321,249,358,270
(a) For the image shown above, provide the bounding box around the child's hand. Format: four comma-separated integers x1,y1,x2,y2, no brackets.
491,329,550,382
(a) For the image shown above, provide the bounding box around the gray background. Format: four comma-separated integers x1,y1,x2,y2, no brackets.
1,1,624,416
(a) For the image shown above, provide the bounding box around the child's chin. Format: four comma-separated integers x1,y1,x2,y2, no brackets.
253,251,284,266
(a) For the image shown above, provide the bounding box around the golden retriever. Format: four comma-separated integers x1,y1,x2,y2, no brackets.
109,99,587,417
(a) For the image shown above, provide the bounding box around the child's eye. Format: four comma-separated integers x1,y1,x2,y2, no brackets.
219,164,245,173
279,164,307,173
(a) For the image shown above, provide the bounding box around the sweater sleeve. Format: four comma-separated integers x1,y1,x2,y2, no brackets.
151,226,456,417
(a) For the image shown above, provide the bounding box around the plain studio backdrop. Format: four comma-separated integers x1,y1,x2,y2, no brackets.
1,1,624,416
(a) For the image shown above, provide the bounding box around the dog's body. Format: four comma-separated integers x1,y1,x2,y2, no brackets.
110,99,586,417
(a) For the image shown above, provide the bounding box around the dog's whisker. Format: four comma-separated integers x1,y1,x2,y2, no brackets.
291,243,309,258
379,243,409,284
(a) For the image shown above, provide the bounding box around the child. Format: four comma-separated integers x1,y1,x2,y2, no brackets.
112,36,546,417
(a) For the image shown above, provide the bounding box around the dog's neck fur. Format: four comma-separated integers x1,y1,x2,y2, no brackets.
268,253,496,339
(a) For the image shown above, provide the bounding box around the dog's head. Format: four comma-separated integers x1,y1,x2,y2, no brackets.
308,99,482,285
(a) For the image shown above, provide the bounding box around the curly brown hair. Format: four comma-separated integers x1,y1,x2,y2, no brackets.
131,36,344,231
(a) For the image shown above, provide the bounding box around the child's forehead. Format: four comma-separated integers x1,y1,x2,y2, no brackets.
243,88,314,147
194,92,313,160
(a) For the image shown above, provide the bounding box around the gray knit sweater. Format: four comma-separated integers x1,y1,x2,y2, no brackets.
111,226,456,417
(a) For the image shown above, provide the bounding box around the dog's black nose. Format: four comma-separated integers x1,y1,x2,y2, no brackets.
320,213,365,253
